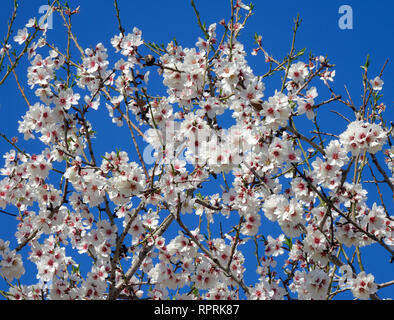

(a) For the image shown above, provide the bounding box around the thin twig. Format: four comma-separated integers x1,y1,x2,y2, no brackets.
370,153,394,193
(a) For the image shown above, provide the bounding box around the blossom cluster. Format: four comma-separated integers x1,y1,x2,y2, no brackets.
0,1,392,301
339,121,387,156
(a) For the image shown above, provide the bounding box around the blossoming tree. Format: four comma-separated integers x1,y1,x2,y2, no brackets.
0,0,393,300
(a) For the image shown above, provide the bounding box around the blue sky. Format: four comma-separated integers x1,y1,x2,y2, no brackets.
0,0,393,299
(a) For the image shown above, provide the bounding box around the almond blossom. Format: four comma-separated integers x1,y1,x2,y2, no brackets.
0,1,392,302
13,28,28,45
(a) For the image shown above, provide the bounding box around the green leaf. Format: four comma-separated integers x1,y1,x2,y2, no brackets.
71,264,80,274
195,192,203,199
365,54,370,69
285,237,293,250
191,286,199,297
254,32,262,45
295,48,306,58
361,54,370,71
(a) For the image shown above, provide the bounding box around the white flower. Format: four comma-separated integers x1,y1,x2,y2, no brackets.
370,76,384,91
350,272,377,300
241,213,261,236
304,269,329,300
13,28,28,45
236,0,250,11
320,70,335,85
262,91,291,130
264,234,285,257
339,121,386,156
297,87,318,120
0,250,25,281
324,139,348,167
25,18,36,28
288,61,309,83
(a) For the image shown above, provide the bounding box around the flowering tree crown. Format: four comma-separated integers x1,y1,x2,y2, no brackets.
0,0,393,300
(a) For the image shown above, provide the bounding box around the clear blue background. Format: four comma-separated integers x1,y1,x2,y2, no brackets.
0,0,392,299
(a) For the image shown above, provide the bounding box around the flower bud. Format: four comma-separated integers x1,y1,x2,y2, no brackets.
250,99,263,111
144,54,155,66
